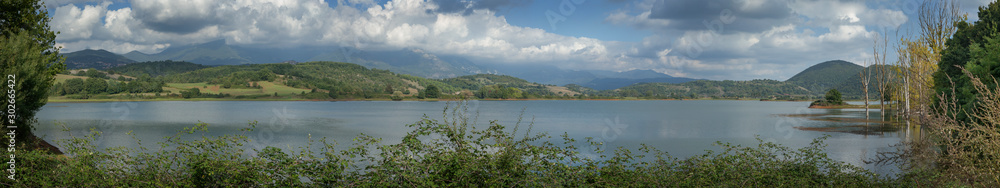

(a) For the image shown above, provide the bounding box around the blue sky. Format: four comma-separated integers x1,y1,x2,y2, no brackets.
43,0,997,81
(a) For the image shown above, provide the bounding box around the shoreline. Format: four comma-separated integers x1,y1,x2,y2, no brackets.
46,97,818,103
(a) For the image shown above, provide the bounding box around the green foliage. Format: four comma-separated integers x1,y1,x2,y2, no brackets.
811,89,847,107
0,32,65,145
932,1,1000,121
83,77,107,94
424,84,440,98
441,74,555,97
62,78,84,95
619,79,810,99
0,0,58,53
58,76,162,96
178,87,225,99
786,60,865,95
825,89,843,104
475,85,523,99
108,60,208,77
180,88,200,98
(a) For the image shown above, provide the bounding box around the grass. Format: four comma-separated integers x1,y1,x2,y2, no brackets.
53,74,88,83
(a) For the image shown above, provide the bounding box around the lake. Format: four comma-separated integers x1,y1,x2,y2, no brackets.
33,100,915,175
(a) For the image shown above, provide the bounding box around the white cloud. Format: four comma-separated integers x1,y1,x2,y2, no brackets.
51,0,621,71
51,2,110,40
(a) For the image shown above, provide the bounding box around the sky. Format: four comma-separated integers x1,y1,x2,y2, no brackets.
43,0,997,81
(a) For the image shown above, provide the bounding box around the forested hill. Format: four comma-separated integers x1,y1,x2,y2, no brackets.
440,74,576,98
785,60,864,95
616,79,811,99
108,60,209,77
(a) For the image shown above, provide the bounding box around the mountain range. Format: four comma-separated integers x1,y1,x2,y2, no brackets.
63,49,136,70
59,40,890,96
61,40,697,90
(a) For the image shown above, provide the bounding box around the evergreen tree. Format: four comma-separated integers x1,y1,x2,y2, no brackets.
0,0,65,146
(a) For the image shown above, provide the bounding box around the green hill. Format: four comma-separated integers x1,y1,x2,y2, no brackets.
159,61,455,98
108,60,209,77
618,79,811,99
441,74,559,98
63,49,136,70
830,64,900,98
785,60,864,95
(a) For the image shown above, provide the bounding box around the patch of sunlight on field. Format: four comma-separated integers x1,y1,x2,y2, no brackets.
258,81,310,96
164,81,308,96
54,74,88,83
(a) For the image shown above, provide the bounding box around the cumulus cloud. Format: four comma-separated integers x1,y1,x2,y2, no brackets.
49,0,614,71
51,2,110,40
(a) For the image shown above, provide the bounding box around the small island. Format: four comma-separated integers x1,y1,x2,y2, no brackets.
809,89,847,108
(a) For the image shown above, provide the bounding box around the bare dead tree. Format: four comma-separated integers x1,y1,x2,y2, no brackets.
861,59,871,120
873,31,890,121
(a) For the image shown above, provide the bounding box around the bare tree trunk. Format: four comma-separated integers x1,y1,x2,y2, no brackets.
862,60,871,120
873,31,889,121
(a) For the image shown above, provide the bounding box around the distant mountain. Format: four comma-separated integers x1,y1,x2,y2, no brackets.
501,66,699,90
123,39,252,66
75,40,697,88
62,49,136,70
120,40,492,78
308,48,493,79
499,65,599,86
785,60,865,95
580,70,700,90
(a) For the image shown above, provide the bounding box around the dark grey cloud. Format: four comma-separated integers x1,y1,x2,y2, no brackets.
427,0,533,15
130,1,223,35
136,15,219,34
648,0,795,33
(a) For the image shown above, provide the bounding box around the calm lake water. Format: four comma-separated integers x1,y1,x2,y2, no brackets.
34,100,915,175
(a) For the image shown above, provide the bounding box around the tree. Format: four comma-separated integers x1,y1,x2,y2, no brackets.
181,88,201,99
2,0,65,145
931,1,1000,122
0,33,64,146
825,89,844,105
895,0,965,116
84,77,107,94
872,32,891,120
1,0,58,51
859,59,873,119
63,78,85,95
425,85,441,98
